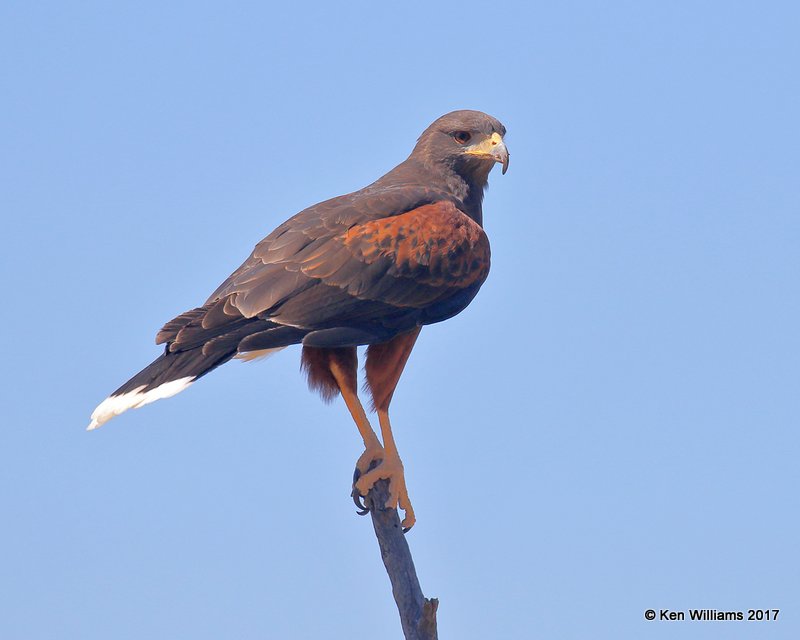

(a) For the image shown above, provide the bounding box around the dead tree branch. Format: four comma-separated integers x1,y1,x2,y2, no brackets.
363,478,439,640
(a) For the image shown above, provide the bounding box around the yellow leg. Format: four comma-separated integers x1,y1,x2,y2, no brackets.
328,358,384,471
355,408,416,530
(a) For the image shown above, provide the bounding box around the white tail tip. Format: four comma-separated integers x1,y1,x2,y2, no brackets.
87,377,195,430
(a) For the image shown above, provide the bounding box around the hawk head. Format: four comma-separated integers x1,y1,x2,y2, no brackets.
413,110,509,178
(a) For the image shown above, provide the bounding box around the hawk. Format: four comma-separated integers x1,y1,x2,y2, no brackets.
89,110,509,529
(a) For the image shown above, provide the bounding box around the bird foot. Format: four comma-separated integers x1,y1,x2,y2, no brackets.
351,444,384,516
355,442,385,475
352,450,416,531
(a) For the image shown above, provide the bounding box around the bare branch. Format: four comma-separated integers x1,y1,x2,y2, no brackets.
364,479,439,640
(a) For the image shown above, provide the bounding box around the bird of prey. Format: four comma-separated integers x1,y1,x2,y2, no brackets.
89,110,508,530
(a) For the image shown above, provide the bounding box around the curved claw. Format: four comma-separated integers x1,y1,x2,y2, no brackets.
351,466,370,515
351,488,370,515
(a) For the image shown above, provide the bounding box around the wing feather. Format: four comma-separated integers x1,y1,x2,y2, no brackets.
156,188,489,352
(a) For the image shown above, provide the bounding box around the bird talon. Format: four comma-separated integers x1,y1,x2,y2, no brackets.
354,452,416,530
352,454,382,515
351,484,370,515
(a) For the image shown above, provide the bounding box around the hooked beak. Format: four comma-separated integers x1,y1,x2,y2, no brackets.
465,131,509,174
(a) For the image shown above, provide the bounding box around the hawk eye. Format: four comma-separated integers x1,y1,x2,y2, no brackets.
453,131,472,145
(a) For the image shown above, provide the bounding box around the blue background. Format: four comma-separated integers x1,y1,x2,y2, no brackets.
1,2,797,638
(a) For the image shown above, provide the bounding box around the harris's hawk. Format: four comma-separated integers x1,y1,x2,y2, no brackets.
88,110,509,529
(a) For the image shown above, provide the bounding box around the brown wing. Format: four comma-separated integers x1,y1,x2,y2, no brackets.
205,185,449,310
262,200,489,331
341,201,489,292
158,192,489,351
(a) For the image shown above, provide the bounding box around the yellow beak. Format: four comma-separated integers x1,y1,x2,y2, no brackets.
465,132,509,174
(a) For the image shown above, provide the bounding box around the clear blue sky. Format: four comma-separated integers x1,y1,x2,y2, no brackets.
1,2,798,638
